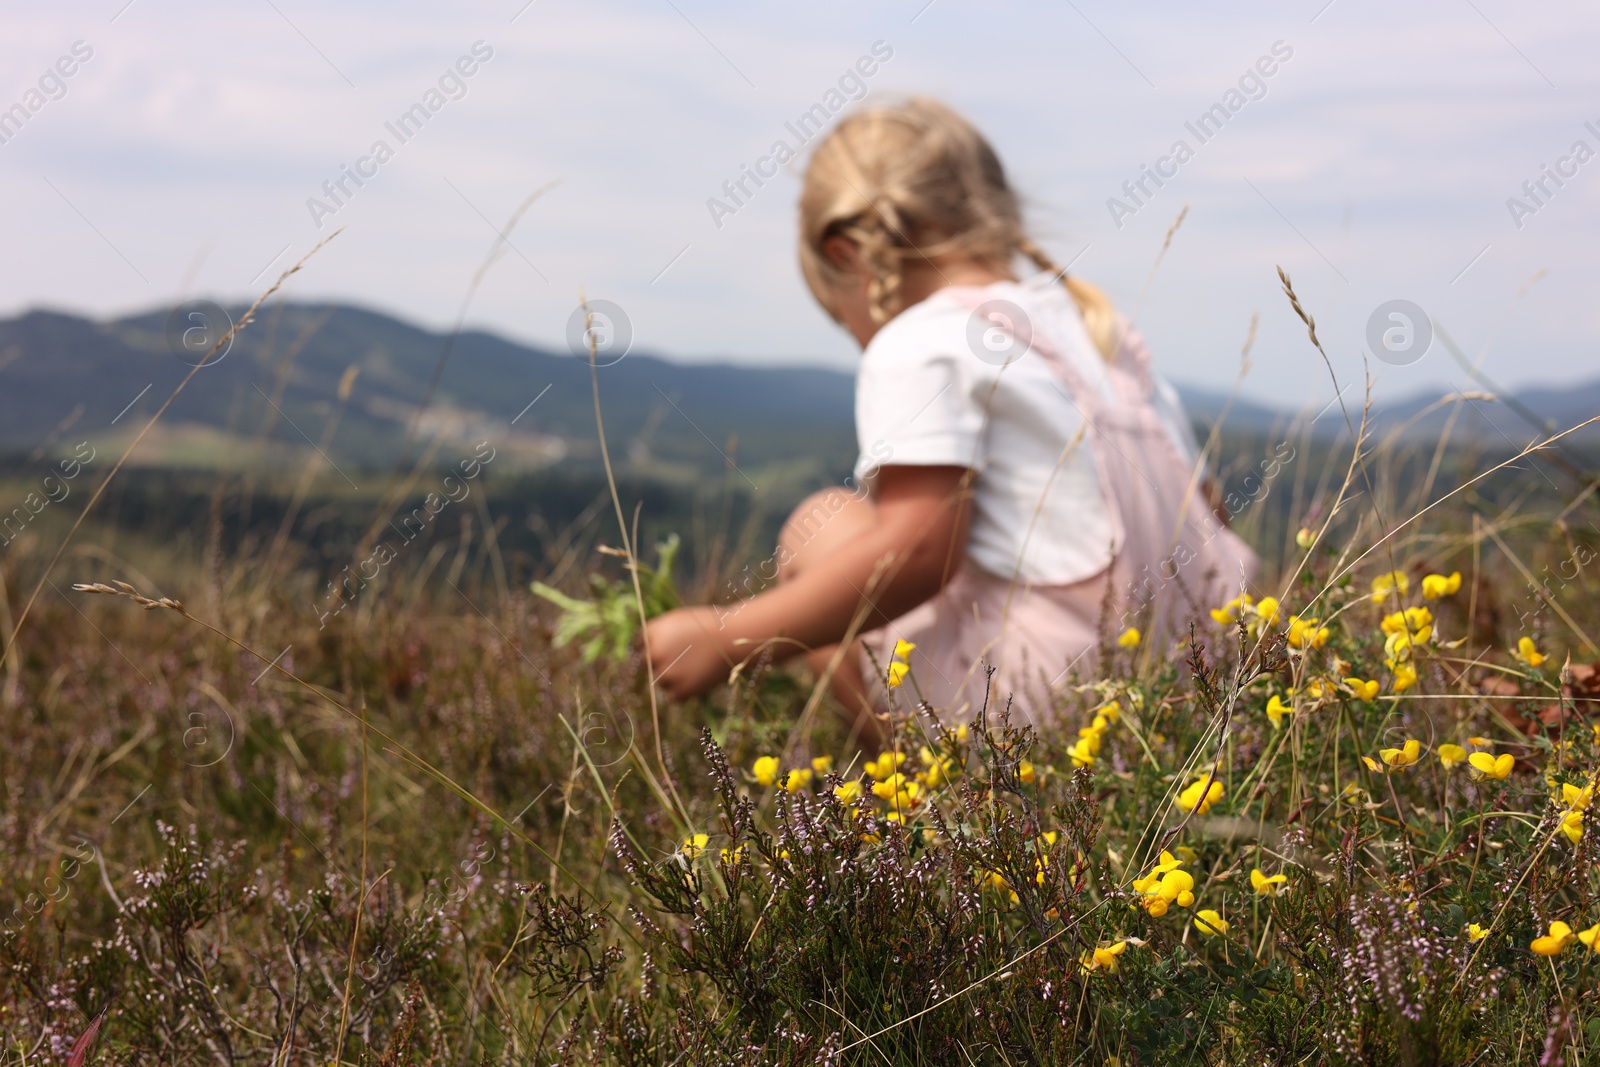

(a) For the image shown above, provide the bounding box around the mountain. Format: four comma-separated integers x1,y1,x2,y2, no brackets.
0,303,858,483
0,302,1594,481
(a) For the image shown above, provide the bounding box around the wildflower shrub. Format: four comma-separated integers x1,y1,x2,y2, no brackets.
2,434,1599,1062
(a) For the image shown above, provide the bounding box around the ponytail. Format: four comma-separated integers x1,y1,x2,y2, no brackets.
1015,236,1119,363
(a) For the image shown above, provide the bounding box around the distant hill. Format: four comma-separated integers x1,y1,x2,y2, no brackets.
0,302,1594,481
0,303,859,484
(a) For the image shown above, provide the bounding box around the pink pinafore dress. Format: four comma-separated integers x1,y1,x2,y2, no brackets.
861,291,1258,720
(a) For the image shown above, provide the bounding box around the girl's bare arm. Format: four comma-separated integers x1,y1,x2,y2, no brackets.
644,464,970,699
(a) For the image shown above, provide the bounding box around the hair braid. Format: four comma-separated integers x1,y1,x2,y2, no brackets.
1015,235,1118,363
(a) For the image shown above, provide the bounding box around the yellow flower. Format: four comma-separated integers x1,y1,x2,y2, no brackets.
1531,921,1575,956
1465,922,1489,942
1562,809,1585,845
1145,850,1184,878
864,751,906,780
1131,851,1185,895
1250,868,1288,896
1068,737,1096,768
1345,678,1381,701
1437,743,1467,769
887,661,910,688
1513,636,1547,668
1265,694,1293,730
1254,597,1281,625
834,780,862,804
1139,869,1196,917
751,755,780,787
1116,626,1141,649
1176,777,1224,815
1295,527,1316,549
1467,752,1513,781
1098,700,1122,723
1378,739,1422,770
1019,760,1037,785
1422,571,1462,600
1285,615,1330,650
1468,736,1492,749
1174,845,1199,864
1381,605,1434,637
1210,594,1255,625
1193,909,1229,937
871,772,909,800
782,768,813,792
1390,663,1418,692
1370,570,1409,604
892,638,917,659
1079,940,1128,974
682,833,710,858
811,755,834,776
1579,924,1600,953
1562,782,1594,811
719,843,747,863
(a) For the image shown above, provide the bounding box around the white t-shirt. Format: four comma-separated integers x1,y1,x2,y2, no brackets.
852,271,1202,586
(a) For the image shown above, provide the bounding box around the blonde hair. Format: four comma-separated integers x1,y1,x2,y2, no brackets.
798,97,1120,360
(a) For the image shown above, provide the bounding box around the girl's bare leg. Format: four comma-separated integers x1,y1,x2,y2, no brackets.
775,486,885,747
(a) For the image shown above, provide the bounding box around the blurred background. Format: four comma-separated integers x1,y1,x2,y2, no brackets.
1,0,1596,587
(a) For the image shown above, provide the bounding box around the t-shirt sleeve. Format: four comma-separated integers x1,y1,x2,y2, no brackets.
853,307,986,480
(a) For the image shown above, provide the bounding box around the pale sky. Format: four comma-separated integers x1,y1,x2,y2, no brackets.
2,0,1597,409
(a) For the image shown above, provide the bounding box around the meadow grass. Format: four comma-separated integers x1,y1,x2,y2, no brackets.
2,285,1599,1063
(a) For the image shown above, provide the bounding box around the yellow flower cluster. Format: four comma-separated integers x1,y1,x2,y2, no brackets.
1558,777,1595,845
1361,568,1464,691
1132,850,1196,917
1436,738,1514,780
746,724,974,829
1362,738,1422,773
1069,700,1121,768
1286,614,1331,650
886,638,916,689
1421,571,1462,600
1369,570,1409,605
1176,776,1224,814
1531,920,1600,956
750,754,832,793
1379,605,1435,694
1211,591,1331,653
1210,593,1255,626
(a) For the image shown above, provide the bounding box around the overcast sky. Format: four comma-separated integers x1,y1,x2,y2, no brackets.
2,0,1597,411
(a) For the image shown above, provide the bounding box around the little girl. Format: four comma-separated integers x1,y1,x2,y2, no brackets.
645,98,1255,732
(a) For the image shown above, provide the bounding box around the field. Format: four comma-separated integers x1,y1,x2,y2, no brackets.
2,312,1599,1065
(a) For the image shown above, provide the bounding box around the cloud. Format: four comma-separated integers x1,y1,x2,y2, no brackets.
0,0,1597,406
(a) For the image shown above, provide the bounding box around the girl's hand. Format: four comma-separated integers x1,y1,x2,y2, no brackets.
643,605,732,700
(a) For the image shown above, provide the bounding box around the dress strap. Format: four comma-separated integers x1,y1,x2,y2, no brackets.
1110,317,1157,404
937,287,1099,407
